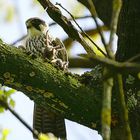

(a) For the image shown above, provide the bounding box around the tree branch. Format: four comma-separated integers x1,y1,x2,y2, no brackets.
56,2,106,56
116,74,133,140
0,40,102,130
79,54,140,73
0,99,39,138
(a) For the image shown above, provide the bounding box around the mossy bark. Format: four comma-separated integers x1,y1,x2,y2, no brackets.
77,0,140,139
115,1,140,140
0,41,102,130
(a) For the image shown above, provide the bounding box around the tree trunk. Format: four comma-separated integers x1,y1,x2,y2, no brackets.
115,1,140,140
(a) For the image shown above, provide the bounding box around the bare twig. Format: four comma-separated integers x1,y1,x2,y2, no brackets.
63,26,108,50
126,53,140,62
49,15,92,26
79,54,140,73
10,35,27,46
117,74,133,140
107,0,122,59
87,0,109,56
101,68,113,140
0,100,39,138
56,2,106,56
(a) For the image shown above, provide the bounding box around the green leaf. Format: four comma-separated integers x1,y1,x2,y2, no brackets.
9,98,15,108
0,107,5,113
0,90,3,95
138,72,140,79
0,129,10,140
5,89,16,96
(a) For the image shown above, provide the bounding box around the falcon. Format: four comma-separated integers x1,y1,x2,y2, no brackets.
24,17,68,139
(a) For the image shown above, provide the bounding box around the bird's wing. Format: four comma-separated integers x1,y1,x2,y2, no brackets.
52,37,68,63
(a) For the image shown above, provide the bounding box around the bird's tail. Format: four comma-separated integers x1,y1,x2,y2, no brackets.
33,104,66,139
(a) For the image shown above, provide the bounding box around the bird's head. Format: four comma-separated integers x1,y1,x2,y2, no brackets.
25,17,49,36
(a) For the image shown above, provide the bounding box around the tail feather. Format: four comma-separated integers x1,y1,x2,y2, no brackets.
33,104,66,139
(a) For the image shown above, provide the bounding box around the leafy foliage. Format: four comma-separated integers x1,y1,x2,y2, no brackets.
0,85,16,113
0,129,10,140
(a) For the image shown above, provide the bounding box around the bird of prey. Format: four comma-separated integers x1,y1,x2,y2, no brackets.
24,17,68,139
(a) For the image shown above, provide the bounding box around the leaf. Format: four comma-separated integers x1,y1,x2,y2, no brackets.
0,129,10,140
9,98,15,108
0,107,5,113
0,90,3,95
5,89,16,96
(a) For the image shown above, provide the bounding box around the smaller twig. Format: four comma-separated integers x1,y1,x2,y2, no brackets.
107,0,122,59
126,53,140,62
10,35,27,46
63,26,108,50
79,54,140,73
49,15,92,26
87,0,108,55
0,100,39,138
56,2,106,56
69,58,97,68
117,74,133,140
101,68,113,140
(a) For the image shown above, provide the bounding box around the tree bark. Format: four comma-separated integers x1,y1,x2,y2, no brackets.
115,1,140,140
77,1,140,139
0,41,102,130
116,0,140,61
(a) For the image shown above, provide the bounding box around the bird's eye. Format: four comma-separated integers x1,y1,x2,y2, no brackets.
27,25,31,29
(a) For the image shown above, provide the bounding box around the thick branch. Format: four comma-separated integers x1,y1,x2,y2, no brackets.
0,41,102,130
79,54,140,73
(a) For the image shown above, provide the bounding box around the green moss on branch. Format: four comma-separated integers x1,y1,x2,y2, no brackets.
0,41,102,130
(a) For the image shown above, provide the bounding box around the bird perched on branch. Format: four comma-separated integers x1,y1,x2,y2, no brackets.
24,17,68,139
25,17,68,70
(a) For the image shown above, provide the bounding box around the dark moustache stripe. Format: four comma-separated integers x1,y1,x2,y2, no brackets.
31,19,46,31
